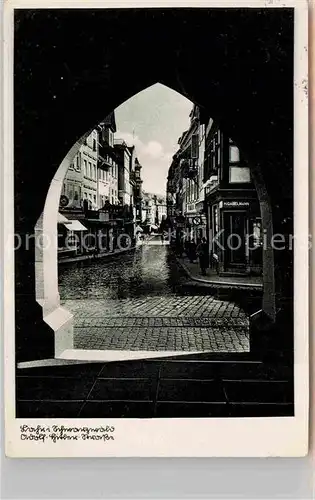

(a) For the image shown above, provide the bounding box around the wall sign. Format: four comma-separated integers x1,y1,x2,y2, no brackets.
223,201,249,208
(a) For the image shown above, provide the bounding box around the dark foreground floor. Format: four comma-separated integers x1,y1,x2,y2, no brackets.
16,355,294,418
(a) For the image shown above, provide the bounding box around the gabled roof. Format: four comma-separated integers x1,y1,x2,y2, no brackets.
99,111,117,132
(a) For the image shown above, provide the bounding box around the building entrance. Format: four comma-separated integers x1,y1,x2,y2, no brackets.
223,211,247,272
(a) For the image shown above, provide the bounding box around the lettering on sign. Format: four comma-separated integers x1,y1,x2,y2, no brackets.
223,201,249,208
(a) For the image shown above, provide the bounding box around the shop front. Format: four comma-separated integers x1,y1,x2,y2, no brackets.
208,198,262,276
184,201,207,245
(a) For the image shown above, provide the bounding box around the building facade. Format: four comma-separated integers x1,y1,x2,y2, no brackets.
141,192,167,230
166,105,263,276
58,112,142,260
97,113,119,208
203,120,262,276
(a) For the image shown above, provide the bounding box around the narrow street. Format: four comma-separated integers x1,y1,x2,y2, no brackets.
59,236,249,352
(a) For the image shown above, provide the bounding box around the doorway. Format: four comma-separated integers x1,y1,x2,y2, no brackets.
223,211,247,273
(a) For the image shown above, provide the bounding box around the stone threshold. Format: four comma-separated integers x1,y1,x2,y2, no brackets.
176,258,263,291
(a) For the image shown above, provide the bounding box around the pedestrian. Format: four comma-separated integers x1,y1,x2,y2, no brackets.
160,232,164,245
197,237,209,275
176,232,184,257
184,237,190,256
188,239,197,263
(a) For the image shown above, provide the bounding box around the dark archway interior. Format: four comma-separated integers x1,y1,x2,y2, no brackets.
14,8,294,361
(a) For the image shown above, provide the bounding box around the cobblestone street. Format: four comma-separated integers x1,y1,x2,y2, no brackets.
59,237,250,352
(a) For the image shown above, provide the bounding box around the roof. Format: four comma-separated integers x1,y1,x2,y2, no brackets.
99,111,117,132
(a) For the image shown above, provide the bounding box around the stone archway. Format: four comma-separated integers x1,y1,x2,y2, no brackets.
32,86,274,363
13,8,294,363
34,135,88,357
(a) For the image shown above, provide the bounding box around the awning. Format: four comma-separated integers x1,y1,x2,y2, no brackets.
58,212,69,223
63,220,88,232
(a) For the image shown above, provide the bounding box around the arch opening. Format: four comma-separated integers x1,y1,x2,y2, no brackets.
33,83,273,362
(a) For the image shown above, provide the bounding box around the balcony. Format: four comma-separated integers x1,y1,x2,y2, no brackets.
167,181,177,194
98,144,117,171
181,159,198,179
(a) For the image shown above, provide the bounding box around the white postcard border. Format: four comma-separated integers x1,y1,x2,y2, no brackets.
3,0,309,457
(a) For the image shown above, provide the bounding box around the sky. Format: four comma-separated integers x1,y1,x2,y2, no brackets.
115,83,193,197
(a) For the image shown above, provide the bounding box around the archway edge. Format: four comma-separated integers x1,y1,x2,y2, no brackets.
15,8,294,361
33,83,276,364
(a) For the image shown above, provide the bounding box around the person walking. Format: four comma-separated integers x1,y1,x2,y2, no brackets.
197,237,209,275
188,239,197,263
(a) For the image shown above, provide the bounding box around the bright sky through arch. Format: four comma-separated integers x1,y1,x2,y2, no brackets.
115,83,193,197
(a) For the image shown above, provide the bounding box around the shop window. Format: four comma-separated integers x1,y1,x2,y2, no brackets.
252,220,262,247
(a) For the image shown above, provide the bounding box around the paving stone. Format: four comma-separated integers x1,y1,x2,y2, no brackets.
60,241,250,354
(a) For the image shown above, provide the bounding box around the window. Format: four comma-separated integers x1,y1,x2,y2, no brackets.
229,166,251,183
74,190,79,201
84,192,87,199
93,139,96,151
88,162,91,178
76,154,81,170
83,159,87,176
93,165,96,179
213,205,219,236
229,145,240,163
108,130,113,147
93,195,96,203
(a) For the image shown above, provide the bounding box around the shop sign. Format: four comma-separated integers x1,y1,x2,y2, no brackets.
59,195,69,207
191,216,201,226
223,201,250,208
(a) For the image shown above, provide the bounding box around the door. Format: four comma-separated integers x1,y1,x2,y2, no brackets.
223,211,247,271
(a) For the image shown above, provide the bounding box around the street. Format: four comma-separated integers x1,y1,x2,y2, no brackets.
59,236,249,352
